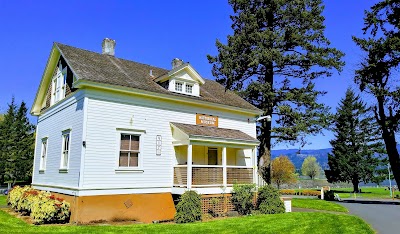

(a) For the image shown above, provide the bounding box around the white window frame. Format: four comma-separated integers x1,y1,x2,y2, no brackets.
51,64,67,105
39,138,48,171
185,84,193,93
60,130,71,171
175,81,183,92
115,129,145,172
173,79,195,95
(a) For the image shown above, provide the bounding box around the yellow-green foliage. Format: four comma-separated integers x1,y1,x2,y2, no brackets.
7,186,70,224
8,186,34,210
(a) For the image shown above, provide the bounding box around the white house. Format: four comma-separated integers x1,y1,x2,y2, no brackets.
30,38,262,223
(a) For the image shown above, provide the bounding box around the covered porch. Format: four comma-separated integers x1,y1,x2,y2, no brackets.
170,122,259,194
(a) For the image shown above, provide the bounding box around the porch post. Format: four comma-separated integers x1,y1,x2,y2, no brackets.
253,146,258,187
222,147,227,188
187,144,192,189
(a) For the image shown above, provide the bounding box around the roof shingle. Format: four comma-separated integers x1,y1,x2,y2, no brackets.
55,43,260,112
171,122,258,142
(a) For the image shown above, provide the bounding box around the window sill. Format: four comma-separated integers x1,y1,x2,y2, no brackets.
115,168,144,173
39,170,45,174
59,168,68,173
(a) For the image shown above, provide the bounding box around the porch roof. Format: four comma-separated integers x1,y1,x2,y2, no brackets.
170,122,259,143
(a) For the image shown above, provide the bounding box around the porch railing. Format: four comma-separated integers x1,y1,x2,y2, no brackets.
173,165,254,187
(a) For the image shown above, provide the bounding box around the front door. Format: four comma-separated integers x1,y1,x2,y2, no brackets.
208,148,218,165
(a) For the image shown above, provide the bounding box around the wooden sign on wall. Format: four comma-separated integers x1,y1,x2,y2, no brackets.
196,113,218,127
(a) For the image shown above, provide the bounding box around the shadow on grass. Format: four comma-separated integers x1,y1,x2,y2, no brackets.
331,190,372,194
341,200,400,205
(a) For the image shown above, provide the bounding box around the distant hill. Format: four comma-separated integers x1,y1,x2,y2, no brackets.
272,144,400,170
271,148,331,169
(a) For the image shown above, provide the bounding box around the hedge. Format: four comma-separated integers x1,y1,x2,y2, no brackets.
7,186,70,224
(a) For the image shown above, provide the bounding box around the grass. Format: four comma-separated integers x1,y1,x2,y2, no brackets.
0,195,6,206
0,209,373,234
0,195,373,234
291,198,348,212
331,187,400,199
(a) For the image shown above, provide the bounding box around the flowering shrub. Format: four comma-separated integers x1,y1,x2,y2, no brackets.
8,186,33,211
280,189,296,195
7,186,70,224
300,190,320,196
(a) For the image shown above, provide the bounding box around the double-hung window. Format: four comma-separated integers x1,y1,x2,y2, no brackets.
51,64,67,105
39,138,48,171
119,134,140,167
60,131,70,169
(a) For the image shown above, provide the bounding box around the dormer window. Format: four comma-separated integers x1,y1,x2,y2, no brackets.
51,64,67,105
185,84,193,94
175,82,183,92
154,59,205,97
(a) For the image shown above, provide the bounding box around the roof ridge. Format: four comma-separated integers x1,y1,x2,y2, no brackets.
54,42,169,72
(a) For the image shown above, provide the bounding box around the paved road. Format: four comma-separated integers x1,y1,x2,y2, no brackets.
339,199,400,234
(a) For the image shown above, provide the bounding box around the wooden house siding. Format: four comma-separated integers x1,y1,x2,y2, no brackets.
80,90,257,190
32,92,85,188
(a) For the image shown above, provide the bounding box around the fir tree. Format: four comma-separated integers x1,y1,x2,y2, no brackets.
352,0,400,187
0,98,35,185
0,98,17,184
326,89,385,192
208,0,344,183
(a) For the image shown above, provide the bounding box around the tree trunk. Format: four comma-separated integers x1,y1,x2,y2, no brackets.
352,177,359,193
257,10,275,185
376,96,400,187
382,132,400,187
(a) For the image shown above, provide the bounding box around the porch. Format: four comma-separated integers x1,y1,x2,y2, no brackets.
170,122,259,194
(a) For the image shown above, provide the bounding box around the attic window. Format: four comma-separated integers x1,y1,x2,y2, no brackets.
175,82,183,92
185,84,193,94
51,65,67,105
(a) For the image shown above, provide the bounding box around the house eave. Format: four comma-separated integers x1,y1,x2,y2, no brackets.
74,80,262,116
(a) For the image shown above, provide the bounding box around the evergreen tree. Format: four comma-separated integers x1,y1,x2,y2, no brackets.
352,0,400,186
208,0,344,183
0,98,35,185
0,98,17,184
326,89,385,192
301,156,321,180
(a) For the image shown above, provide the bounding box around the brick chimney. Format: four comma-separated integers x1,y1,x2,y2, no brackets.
102,38,116,56
172,58,184,69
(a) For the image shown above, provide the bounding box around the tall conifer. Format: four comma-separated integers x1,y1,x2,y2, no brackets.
352,0,400,186
208,0,344,182
326,89,385,192
0,98,35,184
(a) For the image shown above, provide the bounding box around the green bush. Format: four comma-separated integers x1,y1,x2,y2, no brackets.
231,184,255,215
324,190,335,201
174,190,202,223
256,185,285,214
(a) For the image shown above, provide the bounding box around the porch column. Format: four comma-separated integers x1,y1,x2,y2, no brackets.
187,144,192,189
253,146,258,187
222,147,227,188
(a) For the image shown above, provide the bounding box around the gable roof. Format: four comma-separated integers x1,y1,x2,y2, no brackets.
170,122,259,143
154,62,205,85
32,42,261,115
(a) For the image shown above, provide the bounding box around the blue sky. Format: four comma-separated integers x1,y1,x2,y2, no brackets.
0,0,379,149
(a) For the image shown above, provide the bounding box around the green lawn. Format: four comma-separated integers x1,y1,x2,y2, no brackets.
331,187,400,199
0,195,6,206
0,195,374,234
0,209,373,234
292,198,348,212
